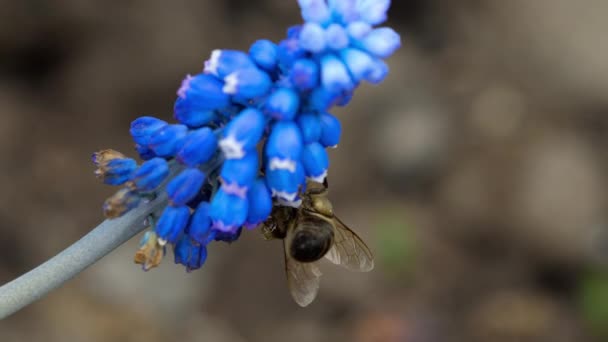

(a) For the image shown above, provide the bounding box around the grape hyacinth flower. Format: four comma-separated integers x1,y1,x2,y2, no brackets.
92,0,400,272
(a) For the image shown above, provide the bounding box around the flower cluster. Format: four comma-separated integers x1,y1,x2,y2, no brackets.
93,0,400,272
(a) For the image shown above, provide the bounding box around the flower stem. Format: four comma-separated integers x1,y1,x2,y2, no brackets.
0,191,168,319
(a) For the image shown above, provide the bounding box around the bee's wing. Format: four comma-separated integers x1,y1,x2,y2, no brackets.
324,216,374,272
284,239,322,307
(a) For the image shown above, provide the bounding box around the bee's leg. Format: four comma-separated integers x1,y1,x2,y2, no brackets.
323,177,329,189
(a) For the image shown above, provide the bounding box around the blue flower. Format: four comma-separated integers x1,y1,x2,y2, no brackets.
204,50,256,78
219,108,266,159
166,168,206,206
130,117,167,146
245,178,273,229
95,0,399,273
93,151,137,186
249,40,279,72
301,142,329,182
188,202,213,245
290,58,319,91
129,157,169,191
209,187,248,232
174,235,207,272
222,67,272,98
319,112,342,147
176,127,217,167
155,205,191,244
148,124,189,157
220,152,258,198
264,88,301,121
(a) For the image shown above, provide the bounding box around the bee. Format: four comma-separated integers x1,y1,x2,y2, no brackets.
262,180,374,307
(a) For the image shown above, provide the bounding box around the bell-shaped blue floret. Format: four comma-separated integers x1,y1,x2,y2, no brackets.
290,58,319,91
308,87,340,111
297,113,322,144
266,161,305,203
219,108,266,159
245,178,273,229
174,103,216,128
130,116,167,146
325,24,350,50
347,21,372,40
95,158,137,186
265,121,304,170
166,168,206,206
177,127,218,167
222,67,272,98
298,0,331,24
299,22,327,53
148,124,188,157
155,205,191,244
220,152,258,198
320,54,354,94
249,39,279,72
176,74,230,113
319,112,341,147
359,27,401,58
264,88,300,121
327,0,358,24
188,202,213,245
174,235,207,272
366,59,389,84
214,227,243,243
135,144,155,160
356,0,391,26
301,142,329,182
209,187,248,232
277,38,306,69
204,50,256,78
130,157,169,191
340,48,377,82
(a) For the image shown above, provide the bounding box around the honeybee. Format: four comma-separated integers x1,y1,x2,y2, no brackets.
262,180,374,306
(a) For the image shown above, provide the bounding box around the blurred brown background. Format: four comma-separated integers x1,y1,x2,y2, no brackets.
2,1,608,341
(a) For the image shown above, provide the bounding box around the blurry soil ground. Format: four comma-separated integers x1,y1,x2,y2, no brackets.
2,1,608,341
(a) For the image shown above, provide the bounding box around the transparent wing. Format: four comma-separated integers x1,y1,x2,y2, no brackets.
324,216,374,272
284,239,322,307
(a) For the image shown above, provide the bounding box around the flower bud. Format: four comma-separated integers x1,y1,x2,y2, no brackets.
189,202,213,245
103,188,140,218
209,187,248,232
220,152,258,198
264,88,300,121
204,50,256,78
321,54,354,94
319,112,341,148
290,58,319,91
297,113,322,144
129,157,169,191
177,127,218,167
155,205,191,245
301,142,329,182
249,39,279,72
166,168,206,206
222,67,272,98
219,108,266,159
130,116,167,146
148,124,188,157
245,178,273,229
174,235,207,272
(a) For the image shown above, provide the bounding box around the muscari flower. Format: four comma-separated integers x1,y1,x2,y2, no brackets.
93,0,399,272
